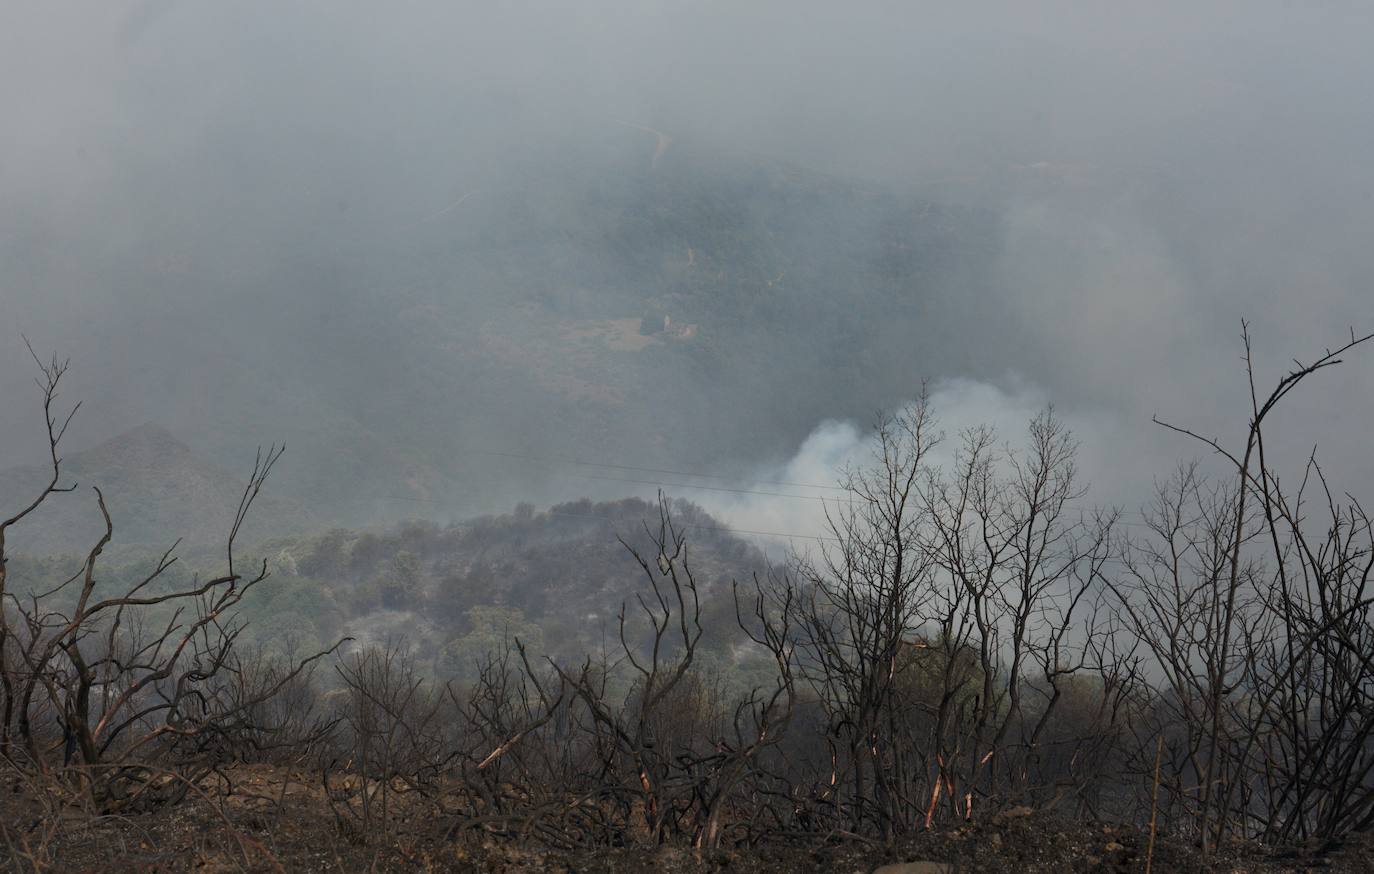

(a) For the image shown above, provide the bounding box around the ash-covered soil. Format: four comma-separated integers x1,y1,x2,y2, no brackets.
8,766,1372,873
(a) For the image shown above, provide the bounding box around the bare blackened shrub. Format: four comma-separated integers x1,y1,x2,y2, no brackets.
1109,325,1374,854
533,500,795,848
0,346,339,815
1243,476,1374,844
1015,639,1148,821
441,638,580,845
224,640,336,765
1108,465,1253,836
323,643,451,843
922,411,1120,822
777,399,940,842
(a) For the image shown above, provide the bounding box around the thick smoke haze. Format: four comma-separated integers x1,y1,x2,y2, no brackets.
4,1,1373,541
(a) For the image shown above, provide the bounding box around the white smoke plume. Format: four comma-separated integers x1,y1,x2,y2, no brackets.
698,376,1164,555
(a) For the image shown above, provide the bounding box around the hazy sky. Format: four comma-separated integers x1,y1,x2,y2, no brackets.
4,1,1373,537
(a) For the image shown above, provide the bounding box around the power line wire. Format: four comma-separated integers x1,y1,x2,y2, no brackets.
544,471,830,502
474,449,1158,526
477,450,847,491
364,495,838,542
366,487,1157,528
538,507,839,543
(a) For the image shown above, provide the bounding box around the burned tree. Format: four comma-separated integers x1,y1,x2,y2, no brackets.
0,344,338,812
1109,325,1374,852
772,393,1127,842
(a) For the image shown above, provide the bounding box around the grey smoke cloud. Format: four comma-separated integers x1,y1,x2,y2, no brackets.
3,1,1373,533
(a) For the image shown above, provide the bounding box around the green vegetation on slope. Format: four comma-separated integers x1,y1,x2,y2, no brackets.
3,495,774,686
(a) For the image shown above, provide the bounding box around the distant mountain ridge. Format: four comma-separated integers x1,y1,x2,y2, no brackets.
0,423,312,557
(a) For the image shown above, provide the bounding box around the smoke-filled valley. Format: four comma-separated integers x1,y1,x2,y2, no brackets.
5,3,1374,871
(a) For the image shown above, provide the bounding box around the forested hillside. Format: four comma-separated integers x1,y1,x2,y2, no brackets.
2,494,773,683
